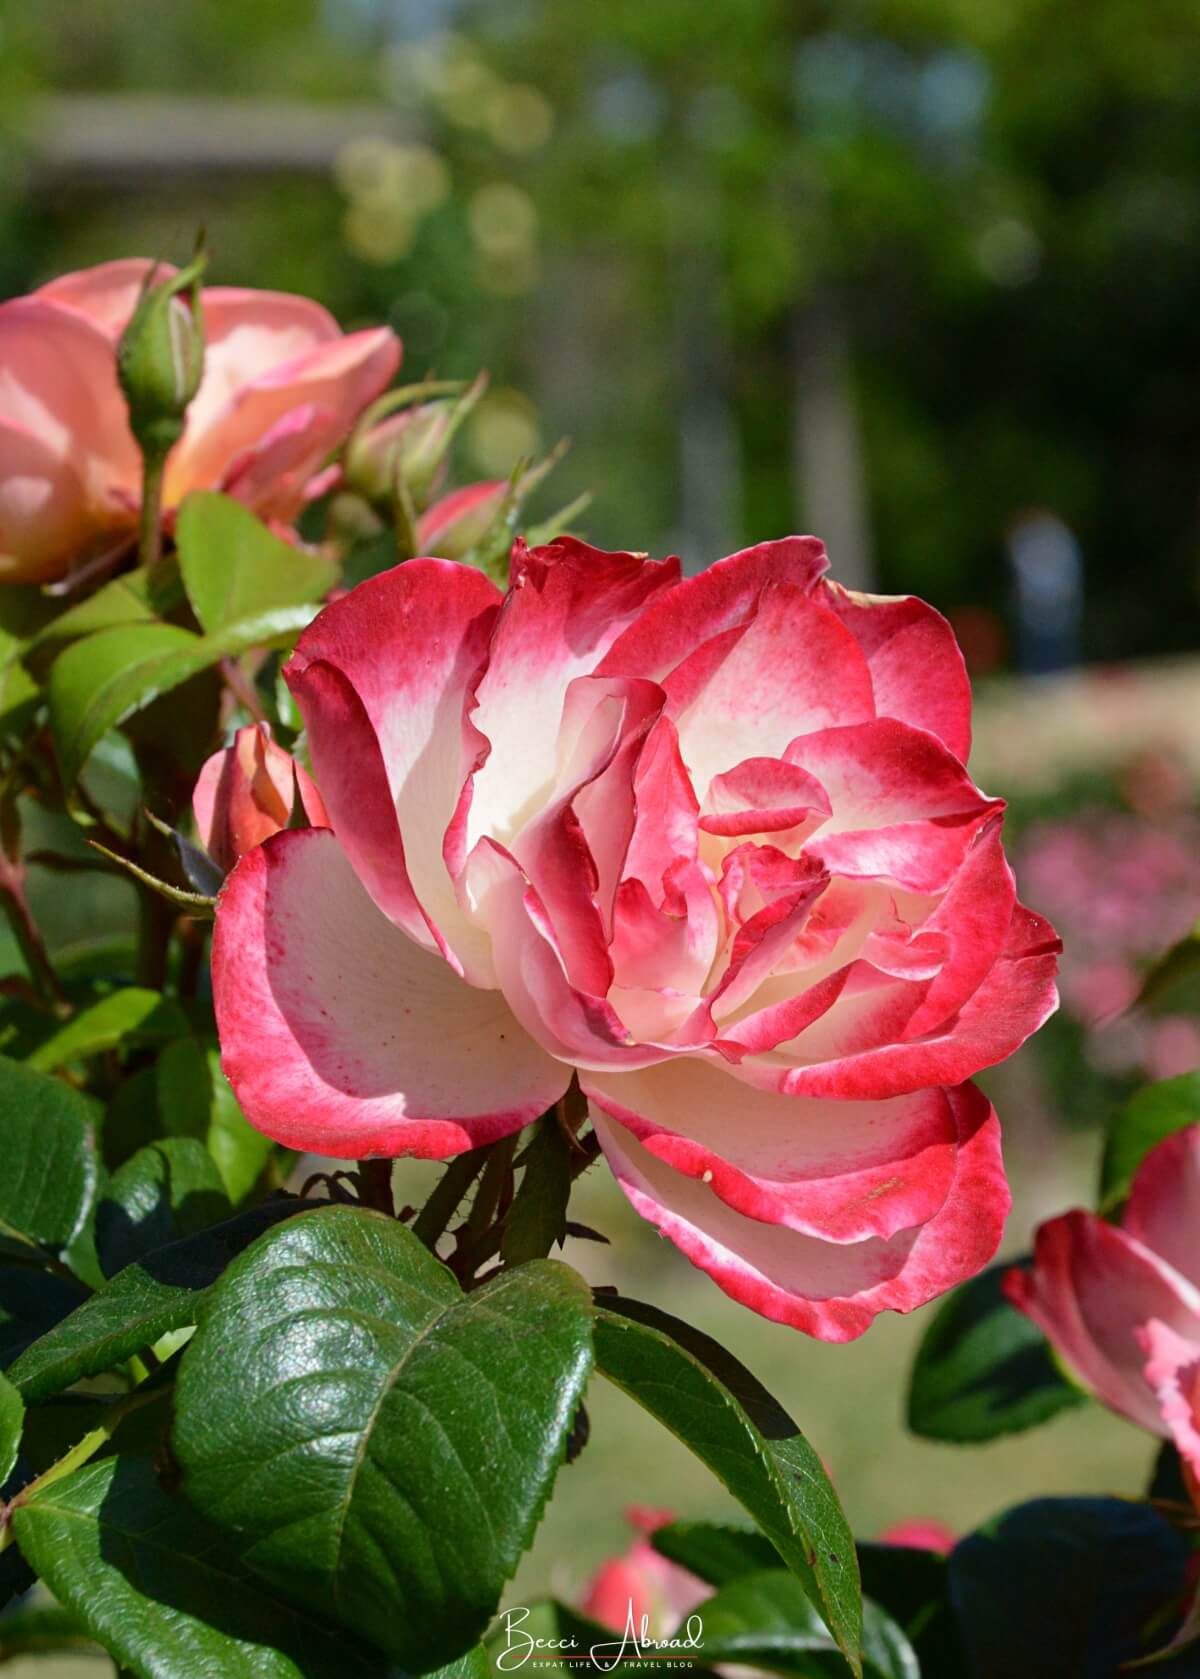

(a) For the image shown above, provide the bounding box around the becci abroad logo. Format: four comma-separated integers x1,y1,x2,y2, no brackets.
494,1604,706,1672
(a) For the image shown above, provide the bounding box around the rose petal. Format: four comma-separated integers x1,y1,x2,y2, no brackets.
819,581,972,761
593,1081,1008,1341
213,827,569,1157
1124,1126,1200,1295
1005,1213,1200,1435
583,1058,959,1243
35,257,173,338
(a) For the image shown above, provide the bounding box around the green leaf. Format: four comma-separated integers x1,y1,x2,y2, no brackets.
0,1056,99,1252
172,1205,594,1673
0,1371,22,1483
0,1267,89,1366
50,607,323,787
695,1570,918,1678
176,491,337,634
49,621,211,790
1101,1072,1200,1207
96,1138,232,1279
502,1114,572,1265
653,1518,779,1585
907,1260,1085,1443
12,1456,401,1679
30,557,185,662
26,987,188,1072
592,1295,861,1676
156,1037,273,1203
948,1497,1192,1676
7,1198,320,1402
856,1543,963,1679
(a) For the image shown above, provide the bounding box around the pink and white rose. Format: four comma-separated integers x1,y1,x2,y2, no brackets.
212,535,1059,1339
0,258,400,581
1006,1124,1200,1496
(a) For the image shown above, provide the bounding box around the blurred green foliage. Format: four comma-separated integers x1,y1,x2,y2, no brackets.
4,0,1200,648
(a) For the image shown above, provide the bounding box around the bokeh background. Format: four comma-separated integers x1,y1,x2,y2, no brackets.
4,0,1200,1661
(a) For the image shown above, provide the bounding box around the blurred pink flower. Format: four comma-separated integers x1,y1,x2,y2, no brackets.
0,259,400,581
581,1508,709,1639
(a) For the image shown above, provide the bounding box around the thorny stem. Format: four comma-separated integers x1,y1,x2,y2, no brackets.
411,1146,491,1251
220,658,268,724
0,863,65,1007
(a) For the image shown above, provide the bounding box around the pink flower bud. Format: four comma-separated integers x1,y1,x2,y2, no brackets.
878,1519,956,1553
193,724,328,873
344,401,455,506
416,480,507,560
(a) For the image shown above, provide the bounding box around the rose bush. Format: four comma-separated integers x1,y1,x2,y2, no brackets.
212,533,1060,1339
0,257,398,580
1007,1123,1200,1496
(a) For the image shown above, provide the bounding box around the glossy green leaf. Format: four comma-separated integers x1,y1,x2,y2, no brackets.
0,1056,99,1252
696,1570,918,1678
948,1497,1192,1677
653,1519,779,1585
157,1038,273,1203
176,491,337,634
1101,1072,1200,1207
50,608,322,787
49,621,210,789
0,1267,89,1366
173,1206,594,1673
30,557,184,661
502,1114,572,1265
96,1138,232,1279
27,987,188,1072
0,1371,22,1483
13,1456,400,1679
856,1543,963,1679
907,1260,1085,1442
8,1198,320,1402
592,1295,861,1675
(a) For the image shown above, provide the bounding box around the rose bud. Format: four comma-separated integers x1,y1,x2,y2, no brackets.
415,480,508,561
1006,1123,1200,1503
117,250,206,459
193,724,328,874
878,1519,956,1552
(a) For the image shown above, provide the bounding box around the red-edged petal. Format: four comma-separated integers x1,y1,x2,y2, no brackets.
700,756,831,840
167,323,399,499
899,819,1016,1037
35,258,172,338
1124,1125,1200,1294
1139,1319,1200,1481
464,838,680,1070
1004,1211,1200,1435
464,538,679,850
598,535,829,683
786,719,1003,893
583,1059,959,1243
819,580,972,761
213,827,569,1158
594,1081,1008,1341
622,716,701,904
668,586,875,800
750,901,1059,1099
285,559,502,978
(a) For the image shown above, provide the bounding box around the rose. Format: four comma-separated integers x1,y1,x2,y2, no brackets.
0,258,399,581
877,1519,956,1552
581,1508,708,1639
193,724,328,874
212,535,1059,1339
1006,1124,1200,1499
